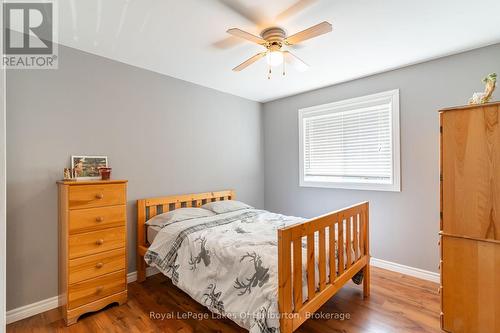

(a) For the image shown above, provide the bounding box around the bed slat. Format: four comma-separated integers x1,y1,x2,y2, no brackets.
354,214,359,259
346,216,352,268
338,217,345,275
306,234,315,300
150,205,157,219
329,224,335,282
359,214,365,256
292,238,303,311
318,229,326,291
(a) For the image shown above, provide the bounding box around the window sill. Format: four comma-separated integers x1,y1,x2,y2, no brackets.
299,179,401,192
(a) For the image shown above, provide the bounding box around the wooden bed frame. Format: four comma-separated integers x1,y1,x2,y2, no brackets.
137,190,370,333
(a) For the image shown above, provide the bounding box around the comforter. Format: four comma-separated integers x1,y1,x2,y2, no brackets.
145,208,362,333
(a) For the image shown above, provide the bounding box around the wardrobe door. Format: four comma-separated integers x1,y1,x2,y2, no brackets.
441,104,500,241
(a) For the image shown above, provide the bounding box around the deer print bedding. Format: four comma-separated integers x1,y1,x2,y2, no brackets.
145,208,362,333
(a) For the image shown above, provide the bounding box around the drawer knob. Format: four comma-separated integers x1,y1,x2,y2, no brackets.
96,239,104,245
95,193,104,199
95,216,104,222
96,286,104,294
96,262,104,269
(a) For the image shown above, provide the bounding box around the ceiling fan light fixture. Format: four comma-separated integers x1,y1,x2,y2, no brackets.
266,50,283,67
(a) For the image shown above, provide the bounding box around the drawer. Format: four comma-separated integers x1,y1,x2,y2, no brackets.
69,205,126,234
69,248,125,284
69,184,126,209
68,270,126,309
69,227,126,259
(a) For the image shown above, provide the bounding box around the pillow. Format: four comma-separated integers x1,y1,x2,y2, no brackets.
201,200,253,214
145,207,215,227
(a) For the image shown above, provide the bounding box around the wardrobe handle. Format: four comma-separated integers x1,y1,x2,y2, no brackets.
95,193,104,199
96,216,104,222
96,262,104,269
96,239,104,245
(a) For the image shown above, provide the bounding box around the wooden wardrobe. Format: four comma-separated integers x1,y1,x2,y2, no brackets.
439,102,500,333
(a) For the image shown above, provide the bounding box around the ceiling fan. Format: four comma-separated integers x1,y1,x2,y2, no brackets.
227,21,332,77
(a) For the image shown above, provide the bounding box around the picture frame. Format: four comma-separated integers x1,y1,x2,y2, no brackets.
71,155,108,180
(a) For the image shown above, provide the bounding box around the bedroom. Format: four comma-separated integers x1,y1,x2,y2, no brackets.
0,0,499,332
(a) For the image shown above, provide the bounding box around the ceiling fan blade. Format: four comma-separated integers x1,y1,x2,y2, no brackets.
284,21,332,45
283,51,309,71
232,52,266,71
217,0,267,26
227,28,266,45
275,0,317,23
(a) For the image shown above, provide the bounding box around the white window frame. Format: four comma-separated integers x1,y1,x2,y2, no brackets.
298,89,401,192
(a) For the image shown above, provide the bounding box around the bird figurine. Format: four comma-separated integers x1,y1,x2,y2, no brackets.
468,73,497,105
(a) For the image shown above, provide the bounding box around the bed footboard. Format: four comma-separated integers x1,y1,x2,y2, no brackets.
277,202,370,333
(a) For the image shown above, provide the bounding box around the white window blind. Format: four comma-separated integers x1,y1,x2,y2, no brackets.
299,90,400,191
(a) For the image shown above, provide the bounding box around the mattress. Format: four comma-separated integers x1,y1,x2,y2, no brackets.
147,225,162,244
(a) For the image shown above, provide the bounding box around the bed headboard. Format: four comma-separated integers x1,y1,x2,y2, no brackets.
137,190,235,247
136,189,235,281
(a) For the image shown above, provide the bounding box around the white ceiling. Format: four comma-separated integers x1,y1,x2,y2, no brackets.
56,0,500,102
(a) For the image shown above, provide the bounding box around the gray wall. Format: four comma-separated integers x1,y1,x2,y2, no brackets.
263,43,500,273
6,45,263,310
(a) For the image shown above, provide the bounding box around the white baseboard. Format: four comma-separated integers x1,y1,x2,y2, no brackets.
7,260,437,324
127,267,159,283
6,268,160,325
6,296,59,324
371,257,440,283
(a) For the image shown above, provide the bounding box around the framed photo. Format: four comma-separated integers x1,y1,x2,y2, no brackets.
71,155,108,180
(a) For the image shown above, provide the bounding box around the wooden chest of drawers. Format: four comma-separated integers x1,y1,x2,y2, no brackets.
58,180,128,325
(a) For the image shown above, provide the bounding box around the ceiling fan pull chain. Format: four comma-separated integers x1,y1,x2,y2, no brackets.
283,60,286,76
268,65,272,80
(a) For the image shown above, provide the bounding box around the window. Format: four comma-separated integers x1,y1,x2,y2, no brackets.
299,89,400,191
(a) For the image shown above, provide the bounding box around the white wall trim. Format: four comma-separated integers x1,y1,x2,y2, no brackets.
371,257,440,283
6,260,438,325
6,268,159,324
127,267,159,284
5,296,59,325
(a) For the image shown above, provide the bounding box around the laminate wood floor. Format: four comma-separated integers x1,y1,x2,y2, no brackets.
7,266,442,333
